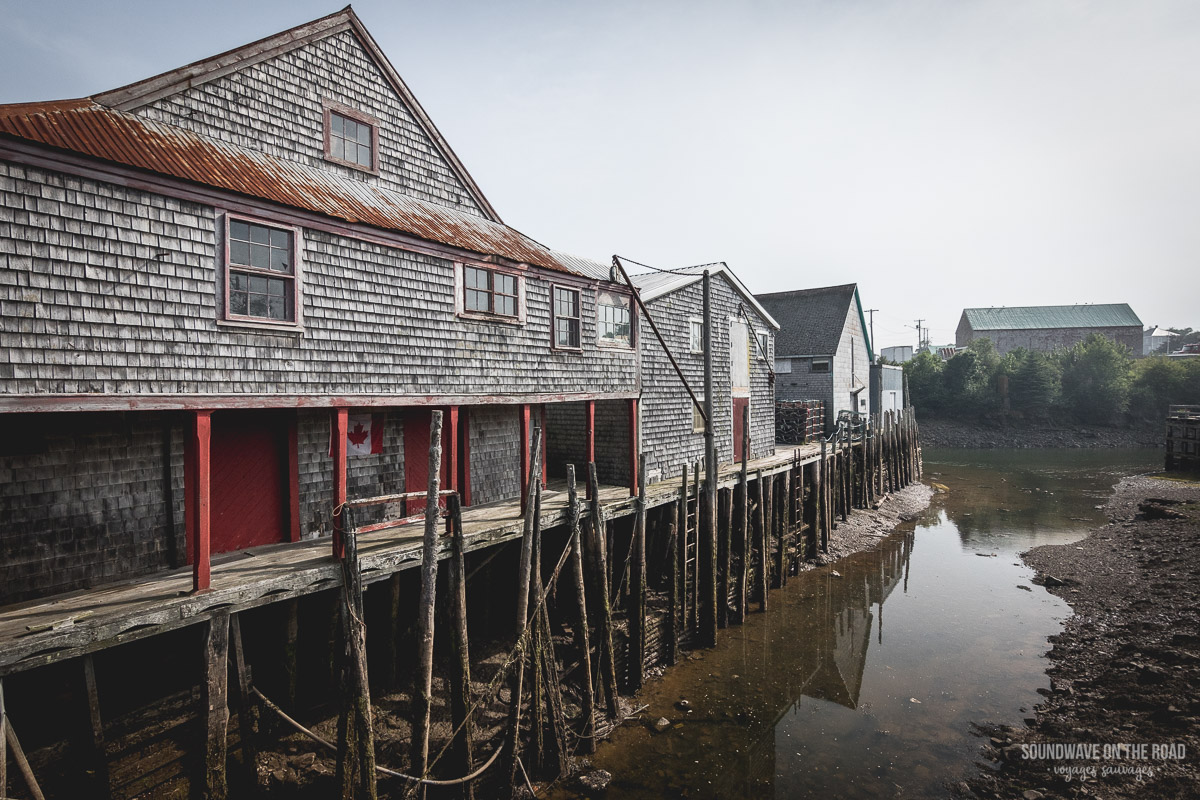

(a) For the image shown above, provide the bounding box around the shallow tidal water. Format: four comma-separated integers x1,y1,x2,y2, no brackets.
549,448,1161,799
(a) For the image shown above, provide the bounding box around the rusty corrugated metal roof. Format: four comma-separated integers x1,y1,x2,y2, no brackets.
0,99,580,275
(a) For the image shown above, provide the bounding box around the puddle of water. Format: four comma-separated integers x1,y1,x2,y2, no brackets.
549,448,1160,799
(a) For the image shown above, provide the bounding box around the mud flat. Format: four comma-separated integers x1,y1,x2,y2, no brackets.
963,474,1200,800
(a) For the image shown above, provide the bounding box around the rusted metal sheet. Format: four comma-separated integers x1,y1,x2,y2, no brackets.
0,100,577,275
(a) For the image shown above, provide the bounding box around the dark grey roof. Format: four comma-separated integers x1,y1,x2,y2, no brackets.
754,284,858,356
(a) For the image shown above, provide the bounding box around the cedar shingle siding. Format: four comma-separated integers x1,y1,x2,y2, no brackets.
135,30,484,216
0,163,636,396
0,10,778,606
639,272,776,482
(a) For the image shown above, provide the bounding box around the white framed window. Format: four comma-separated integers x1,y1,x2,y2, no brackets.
812,358,831,373
553,286,582,350
689,318,704,353
692,402,706,433
597,290,632,348
222,214,302,327
756,330,769,360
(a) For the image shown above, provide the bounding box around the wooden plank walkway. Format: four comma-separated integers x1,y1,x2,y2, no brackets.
0,442,821,677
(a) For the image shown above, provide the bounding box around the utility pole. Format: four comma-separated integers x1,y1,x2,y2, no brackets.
700,270,718,648
915,319,924,351
865,309,878,362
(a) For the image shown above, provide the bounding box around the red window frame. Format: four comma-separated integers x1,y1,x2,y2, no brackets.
552,285,582,351
463,265,519,319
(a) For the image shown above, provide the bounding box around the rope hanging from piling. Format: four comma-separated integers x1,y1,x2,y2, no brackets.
252,687,503,787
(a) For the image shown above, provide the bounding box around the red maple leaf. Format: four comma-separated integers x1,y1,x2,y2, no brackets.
348,423,369,447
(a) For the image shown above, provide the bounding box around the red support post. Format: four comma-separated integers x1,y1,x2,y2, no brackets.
540,404,548,487
461,409,472,507
628,398,639,497
447,406,459,494
586,399,595,499
446,406,459,534
191,410,212,592
519,403,531,512
332,407,348,560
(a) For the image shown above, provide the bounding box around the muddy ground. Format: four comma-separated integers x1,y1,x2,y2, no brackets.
808,481,933,568
961,474,1200,800
920,418,1161,450
254,482,935,799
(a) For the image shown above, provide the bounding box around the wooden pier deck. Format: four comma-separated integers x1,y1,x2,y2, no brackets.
0,443,821,678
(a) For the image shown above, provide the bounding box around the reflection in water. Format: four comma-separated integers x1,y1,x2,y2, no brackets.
549,449,1160,800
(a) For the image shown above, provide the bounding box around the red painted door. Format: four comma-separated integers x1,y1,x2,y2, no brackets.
405,409,452,516
210,410,287,553
733,397,750,462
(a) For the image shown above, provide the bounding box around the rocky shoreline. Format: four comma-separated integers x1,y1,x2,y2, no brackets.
961,474,1200,800
920,417,1161,450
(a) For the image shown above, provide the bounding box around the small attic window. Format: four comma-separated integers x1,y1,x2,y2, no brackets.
323,101,379,174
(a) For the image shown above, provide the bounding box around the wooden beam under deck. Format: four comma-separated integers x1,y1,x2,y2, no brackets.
0,442,823,679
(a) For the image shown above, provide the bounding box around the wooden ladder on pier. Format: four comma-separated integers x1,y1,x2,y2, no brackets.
684,461,700,633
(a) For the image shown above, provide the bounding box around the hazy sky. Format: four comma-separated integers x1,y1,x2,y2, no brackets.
3,0,1197,349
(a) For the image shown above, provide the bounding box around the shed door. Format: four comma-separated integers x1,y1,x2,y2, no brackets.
405,409,454,516
733,397,750,462
210,410,287,553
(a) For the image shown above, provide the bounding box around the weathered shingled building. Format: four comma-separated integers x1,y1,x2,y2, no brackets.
0,8,648,604
955,304,1144,356
629,265,778,483
755,283,873,431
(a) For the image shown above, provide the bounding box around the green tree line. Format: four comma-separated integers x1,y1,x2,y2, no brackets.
902,334,1200,425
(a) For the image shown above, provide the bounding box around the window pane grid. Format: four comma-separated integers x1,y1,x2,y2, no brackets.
463,266,518,318
329,111,374,169
227,219,295,323
554,287,581,349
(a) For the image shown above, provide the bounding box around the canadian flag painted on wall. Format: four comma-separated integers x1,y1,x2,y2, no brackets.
330,413,385,457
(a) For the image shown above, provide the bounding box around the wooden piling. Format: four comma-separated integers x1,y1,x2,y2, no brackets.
447,494,476,799
203,610,231,800
818,440,828,552
690,461,699,633
335,506,376,800
565,466,596,752
763,474,777,591
700,462,718,649
82,655,112,799
666,498,680,666
283,599,299,713
411,410,444,787
755,470,768,612
587,463,620,719
230,614,258,793
1,685,45,800
777,471,789,586
630,453,647,690
505,427,543,790
2,678,7,795
717,486,731,628
735,410,750,623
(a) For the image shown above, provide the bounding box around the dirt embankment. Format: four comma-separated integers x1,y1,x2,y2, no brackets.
962,475,1200,800
807,481,933,567
920,417,1161,450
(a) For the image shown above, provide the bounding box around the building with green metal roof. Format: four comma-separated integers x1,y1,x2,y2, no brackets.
955,303,1143,356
